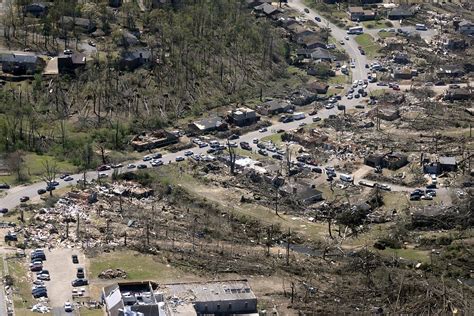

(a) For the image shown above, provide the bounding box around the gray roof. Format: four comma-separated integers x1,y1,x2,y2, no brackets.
193,116,225,130
310,47,334,60
254,3,279,15
439,156,456,165
0,53,38,64
388,7,414,17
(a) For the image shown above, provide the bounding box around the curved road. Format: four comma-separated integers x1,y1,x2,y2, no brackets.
287,0,369,81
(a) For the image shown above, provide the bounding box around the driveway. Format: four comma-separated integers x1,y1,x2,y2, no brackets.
42,248,87,316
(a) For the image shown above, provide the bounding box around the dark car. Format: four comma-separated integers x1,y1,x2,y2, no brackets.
0,208,8,214
76,267,85,279
207,148,216,154
434,80,445,86
37,188,47,195
4,232,17,242
240,142,251,150
59,174,69,179
304,8,309,13
355,104,365,109
258,149,268,156
0,183,10,189
48,180,60,186
137,164,148,169
72,255,79,264
97,165,111,171
71,278,88,287
272,154,283,160
426,183,437,189
312,167,323,173
314,16,321,22
152,153,162,159
228,134,240,140
46,185,56,192
20,196,30,203
32,289,48,298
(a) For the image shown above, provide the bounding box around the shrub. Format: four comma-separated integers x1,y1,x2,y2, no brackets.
385,21,394,27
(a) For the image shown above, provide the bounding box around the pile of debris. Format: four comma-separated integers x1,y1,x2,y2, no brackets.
98,268,128,279
31,303,50,313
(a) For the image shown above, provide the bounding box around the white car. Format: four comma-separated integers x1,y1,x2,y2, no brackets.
175,156,185,162
64,302,74,312
345,36,349,40
347,94,353,99
127,164,136,169
358,80,363,86
352,80,358,85
259,128,267,133
252,138,259,144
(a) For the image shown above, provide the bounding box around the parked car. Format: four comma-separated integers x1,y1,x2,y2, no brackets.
127,164,136,169
228,134,240,140
76,267,85,279
355,104,365,109
64,176,74,181
72,255,79,264
20,196,30,203
312,117,321,122
32,288,48,298
259,127,267,133
64,302,74,312
98,173,108,178
0,208,8,214
0,183,10,189
304,8,309,13
97,165,111,171
184,150,193,156
137,164,147,169
258,149,268,156
143,156,152,162
175,156,185,162
152,153,162,159
71,278,88,287
37,188,46,195
4,232,17,242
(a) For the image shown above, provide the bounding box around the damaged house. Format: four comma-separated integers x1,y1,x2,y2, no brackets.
280,181,323,205
364,152,408,170
227,107,260,127
130,130,179,151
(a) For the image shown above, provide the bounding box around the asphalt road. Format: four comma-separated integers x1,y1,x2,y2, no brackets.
287,0,369,81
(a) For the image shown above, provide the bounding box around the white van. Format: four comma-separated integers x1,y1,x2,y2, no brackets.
340,174,353,182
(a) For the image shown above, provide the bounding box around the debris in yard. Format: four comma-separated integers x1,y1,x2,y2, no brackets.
98,268,128,279
31,303,50,313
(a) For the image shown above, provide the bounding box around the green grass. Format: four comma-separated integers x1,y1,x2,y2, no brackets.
355,34,381,58
362,20,391,29
80,308,105,316
0,153,78,186
378,31,396,39
328,75,349,85
378,248,430,263
261,133,283,145
89,250,183,281
8,259,35,310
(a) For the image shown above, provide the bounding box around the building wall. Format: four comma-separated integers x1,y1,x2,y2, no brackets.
194,298,258,314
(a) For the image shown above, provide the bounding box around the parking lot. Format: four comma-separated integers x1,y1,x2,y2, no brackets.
42,248,88,315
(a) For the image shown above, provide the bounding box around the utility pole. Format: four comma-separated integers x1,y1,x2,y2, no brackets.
76,212,80,240
286,228,291,266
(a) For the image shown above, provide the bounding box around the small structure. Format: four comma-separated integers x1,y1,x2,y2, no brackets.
0,53,43,75
365,152,408,170
288,88,317,106
439,156,457,172
306,81,329,94
458,20,474,36
443,38,467,50
436,65,465,78
257,100,294,116
392,68,416,80
119,49,152,71
388,6,414,20
443,88,472,101
59,16,96,33
281,181,323,205
189,116,227,134
109,0,122,7
130,130,179,151
227,107,260,127
348,7,376,21
57,53,86,73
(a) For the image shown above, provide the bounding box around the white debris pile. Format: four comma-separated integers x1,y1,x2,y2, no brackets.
31,303,50,313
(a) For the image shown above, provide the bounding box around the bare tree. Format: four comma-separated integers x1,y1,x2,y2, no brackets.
42,160,57,197
6,150,26,182
227,139,237,175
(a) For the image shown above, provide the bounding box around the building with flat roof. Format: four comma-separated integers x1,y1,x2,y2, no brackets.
103,280,258,316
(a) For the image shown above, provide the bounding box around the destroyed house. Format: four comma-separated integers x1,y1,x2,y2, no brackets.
130,130,179,151
458,20,474,36
437,65,465,78
444,88,471,101
227,107,260,127
307,81,329,94
439,156,457,172
189,116,227,134
0,53,42,75
257,100,294,116
280,181,323,205
365,152,408,170
310,47,334,62
103,280,258,316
